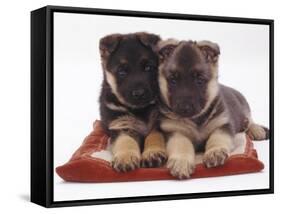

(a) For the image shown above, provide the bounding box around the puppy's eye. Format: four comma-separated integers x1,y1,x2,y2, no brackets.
144,64,155,72
117,67,128,77
168,75,177,86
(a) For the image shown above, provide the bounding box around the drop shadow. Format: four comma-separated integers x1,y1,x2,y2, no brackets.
19,194,30,202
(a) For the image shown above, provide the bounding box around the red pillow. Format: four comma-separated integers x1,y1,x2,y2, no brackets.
56,120,264,182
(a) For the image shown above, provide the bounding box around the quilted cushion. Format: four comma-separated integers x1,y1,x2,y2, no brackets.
56,120,264,182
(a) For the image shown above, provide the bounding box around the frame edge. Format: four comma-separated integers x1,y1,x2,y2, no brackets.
31,6,50,208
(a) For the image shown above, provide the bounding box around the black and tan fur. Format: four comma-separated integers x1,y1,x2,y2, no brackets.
99,32,167,172
157,39,269,179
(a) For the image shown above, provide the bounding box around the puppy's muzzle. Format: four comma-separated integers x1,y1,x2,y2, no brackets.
130,87,150,101
174,101,195,116
131,88,146,99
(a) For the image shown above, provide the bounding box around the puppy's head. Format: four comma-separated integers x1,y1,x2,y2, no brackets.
158,40,220,117
100,32,160,108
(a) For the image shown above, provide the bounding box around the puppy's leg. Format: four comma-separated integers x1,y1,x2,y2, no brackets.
203,129,233,168
111,133,141,172
166,132,195,179
247,118,269,141
141,130,167,167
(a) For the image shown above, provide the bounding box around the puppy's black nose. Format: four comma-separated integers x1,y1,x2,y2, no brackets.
132,88,145,98
177,103,194,115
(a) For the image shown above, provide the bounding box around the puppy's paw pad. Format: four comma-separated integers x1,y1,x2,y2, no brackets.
141,150,167,168
111,152,140,172
203,148,229,168
167,156,195,179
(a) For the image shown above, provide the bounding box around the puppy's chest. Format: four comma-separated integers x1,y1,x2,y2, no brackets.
130,105,158,124
112,106,158,136
160,117,218,142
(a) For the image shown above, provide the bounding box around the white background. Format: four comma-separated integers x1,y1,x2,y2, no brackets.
0,0,280,213
53,12,269,201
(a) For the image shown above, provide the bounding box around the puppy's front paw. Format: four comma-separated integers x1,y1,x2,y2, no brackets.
111,151,140,172
167,156,195,179
203,147,229,168
141,149,167,168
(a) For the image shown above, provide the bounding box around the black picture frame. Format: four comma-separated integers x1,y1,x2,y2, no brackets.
31,5,274,208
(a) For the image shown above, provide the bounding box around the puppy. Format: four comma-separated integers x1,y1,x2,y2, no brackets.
99,32,167,172
157,39,269,179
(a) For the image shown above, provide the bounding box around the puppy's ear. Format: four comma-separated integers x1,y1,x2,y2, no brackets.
136,32,161,50
99,34,122,58
158,44,177,62
197,41,220,63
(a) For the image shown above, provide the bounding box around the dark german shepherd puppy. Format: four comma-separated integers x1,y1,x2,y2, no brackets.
157,39,269,179
99,32,167,172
